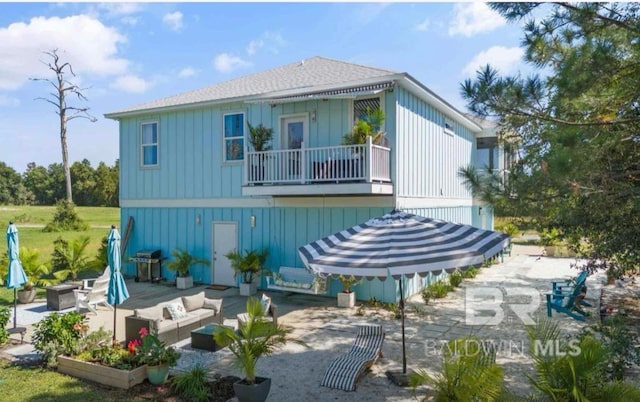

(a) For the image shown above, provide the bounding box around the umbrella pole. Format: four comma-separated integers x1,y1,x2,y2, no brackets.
113,304,117,344
13,288,17,329
400,277,407,374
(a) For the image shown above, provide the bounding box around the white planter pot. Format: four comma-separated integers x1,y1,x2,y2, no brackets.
239,282,257,296
176,276,194,290
337,292,355,308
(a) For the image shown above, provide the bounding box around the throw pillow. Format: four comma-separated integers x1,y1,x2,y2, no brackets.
203,298,222,314
260,293,271,317
165,301,188,320
181,291,205,312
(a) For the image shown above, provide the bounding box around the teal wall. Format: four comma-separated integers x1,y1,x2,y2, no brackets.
394,86,475,200
121,204,476,303
118,92,397,201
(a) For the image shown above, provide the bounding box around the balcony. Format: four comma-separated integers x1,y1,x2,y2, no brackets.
242,138,393,197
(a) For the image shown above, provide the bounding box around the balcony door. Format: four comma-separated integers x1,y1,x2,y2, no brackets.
280,114,308,181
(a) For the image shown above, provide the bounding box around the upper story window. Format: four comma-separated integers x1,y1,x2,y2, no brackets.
224,112,245,162
354,97,382,130
141,122,159,167
444,117,455,135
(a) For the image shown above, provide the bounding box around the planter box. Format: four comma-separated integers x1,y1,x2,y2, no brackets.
57,355,147,389
337,292,355,308
239,282,257,297
176,276,194,290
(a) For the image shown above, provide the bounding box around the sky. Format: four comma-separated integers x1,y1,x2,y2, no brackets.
0,1,534,173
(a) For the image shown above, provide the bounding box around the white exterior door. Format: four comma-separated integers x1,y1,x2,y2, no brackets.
280,115,308,181
212,222,237,287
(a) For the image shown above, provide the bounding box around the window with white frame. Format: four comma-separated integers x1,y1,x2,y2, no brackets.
223,112,245,162
353,97,382,130
444,117,455,135
141,122,159,167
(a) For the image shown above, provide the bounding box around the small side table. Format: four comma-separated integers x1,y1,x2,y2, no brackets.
191,324,233,351
46,284,80,311
191,324,218,351
8,327,27,343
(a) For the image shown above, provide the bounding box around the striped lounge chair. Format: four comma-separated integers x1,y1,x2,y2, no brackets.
321,325,385,391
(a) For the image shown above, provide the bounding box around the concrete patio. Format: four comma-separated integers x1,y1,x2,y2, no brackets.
2,244,611,401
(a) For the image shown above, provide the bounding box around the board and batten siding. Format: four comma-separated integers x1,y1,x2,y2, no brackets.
120,204,433,302
393,86,475,200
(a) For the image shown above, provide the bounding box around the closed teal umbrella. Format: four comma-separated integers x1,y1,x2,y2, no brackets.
106,225,129,342
7,222,28,329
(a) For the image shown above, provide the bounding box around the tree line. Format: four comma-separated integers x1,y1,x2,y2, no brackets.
0,159,118,207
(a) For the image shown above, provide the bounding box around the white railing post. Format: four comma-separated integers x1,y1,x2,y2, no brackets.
365,136,372,183
300,141,306,184
244,151,249,185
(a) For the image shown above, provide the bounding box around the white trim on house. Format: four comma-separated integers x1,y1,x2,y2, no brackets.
120,195,395,209
396,196,474,209
222,110,246,164
242,182,394,197
140,120,159,168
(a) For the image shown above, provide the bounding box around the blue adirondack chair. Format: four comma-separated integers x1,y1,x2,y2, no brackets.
551,270,592,307
546,280,588,321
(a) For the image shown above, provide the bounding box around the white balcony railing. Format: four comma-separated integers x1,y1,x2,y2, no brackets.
244,137,391,186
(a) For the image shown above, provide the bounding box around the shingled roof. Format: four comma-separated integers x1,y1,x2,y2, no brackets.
105,56,402,117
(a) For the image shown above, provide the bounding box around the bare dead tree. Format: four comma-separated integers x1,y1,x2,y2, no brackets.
30,49,97,203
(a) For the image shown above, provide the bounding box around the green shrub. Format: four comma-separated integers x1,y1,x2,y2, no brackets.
428,280,452,298
32,311,84,367
463,267,479,279
449,270,463,288
421,288,432,305
0,306,10,345
43,200,89,232
409,337,504,401
502,223,519,238
171,365,211,402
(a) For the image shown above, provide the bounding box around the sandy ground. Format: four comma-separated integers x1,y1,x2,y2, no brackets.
6,244,632,401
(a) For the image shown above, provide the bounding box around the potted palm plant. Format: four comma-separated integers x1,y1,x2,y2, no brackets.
18,247,54,303
225,249,268,296
166,248,210,289
337,274,362,308
248,123,273,184
213,297,307,402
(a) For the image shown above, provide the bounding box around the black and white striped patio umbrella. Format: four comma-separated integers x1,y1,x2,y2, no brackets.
299,210,510,378
299,210,510,280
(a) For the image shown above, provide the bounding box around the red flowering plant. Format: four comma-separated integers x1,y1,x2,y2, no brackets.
129,327,181,367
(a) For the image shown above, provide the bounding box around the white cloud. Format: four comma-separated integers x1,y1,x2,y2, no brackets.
354,3,391,25
0,94,20,107
213,53,251,73
0,15,128,90
246,31,286,56
120,16,139,26
163,11,183,31
448,3,505,37
462,46,524,77
110,74,152,93
98,3,145,17
178,66,198,78
415,17,430,32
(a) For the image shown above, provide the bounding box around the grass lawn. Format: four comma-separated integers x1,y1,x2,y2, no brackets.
0,206,119,227
0,206,120,307
0,360,141,401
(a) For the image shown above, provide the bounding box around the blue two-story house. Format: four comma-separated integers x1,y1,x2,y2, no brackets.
105,56,505,303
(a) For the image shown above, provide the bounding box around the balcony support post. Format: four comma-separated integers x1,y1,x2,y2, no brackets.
300,141,306,184
365,136,372,183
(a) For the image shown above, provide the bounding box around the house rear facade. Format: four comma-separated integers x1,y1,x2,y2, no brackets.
105,56,505,302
